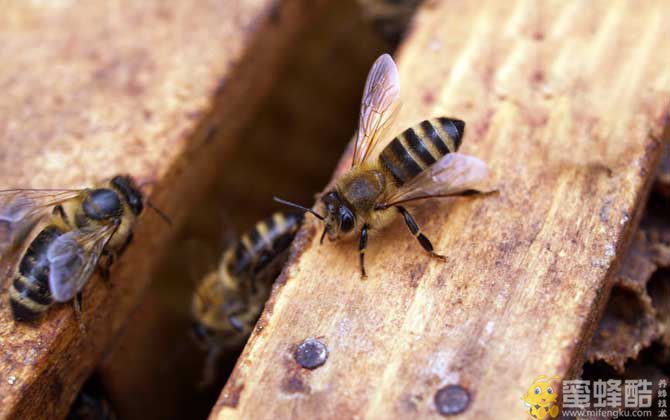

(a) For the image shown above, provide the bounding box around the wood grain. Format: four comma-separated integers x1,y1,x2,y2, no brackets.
212,1,670,419
0,0,327,418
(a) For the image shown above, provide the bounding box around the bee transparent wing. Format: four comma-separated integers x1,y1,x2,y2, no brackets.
0,189,82,256
47,224,116,302
352,53,401,166
382,153,490,207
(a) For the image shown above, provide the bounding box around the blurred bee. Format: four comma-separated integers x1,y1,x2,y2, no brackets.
358,0,423,43
191,211,303,385
275,54,492,278
67,374,117,420
0,175,162,323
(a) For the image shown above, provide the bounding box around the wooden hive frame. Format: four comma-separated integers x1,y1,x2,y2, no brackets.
212,1,670,419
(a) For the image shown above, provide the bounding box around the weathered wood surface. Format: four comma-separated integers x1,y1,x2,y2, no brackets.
213,1,670,419
586,193,670,373
0,0,327,418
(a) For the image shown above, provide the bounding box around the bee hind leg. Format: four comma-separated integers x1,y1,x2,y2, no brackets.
359,224,369,279
396,206,446,261
73,292,86,333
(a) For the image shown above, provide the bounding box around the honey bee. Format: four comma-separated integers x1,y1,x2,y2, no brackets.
275,54,491,278
191,211,303,385
0,175,164,323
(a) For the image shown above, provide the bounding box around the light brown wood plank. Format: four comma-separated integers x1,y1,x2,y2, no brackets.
212,1,670,419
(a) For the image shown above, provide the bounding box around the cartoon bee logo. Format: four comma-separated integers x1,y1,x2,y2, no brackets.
522,375,561,419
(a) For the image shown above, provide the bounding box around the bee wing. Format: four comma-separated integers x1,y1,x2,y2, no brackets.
0,189,83,255
47,224,116,302
352,53,401,167
381,153,490,207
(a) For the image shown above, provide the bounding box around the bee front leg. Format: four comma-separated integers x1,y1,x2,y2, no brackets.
98,251,115,283
396,206,446,261
359,224,369,279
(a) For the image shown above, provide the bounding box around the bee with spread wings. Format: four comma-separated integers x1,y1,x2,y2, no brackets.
0,175,147,322
275,54,492,278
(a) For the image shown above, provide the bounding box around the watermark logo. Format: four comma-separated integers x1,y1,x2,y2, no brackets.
522,375,666,418
522,375,560,419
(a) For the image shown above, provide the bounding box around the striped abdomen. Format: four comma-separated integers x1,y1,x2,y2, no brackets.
226,212,304,277
9,225,64,321
378,117,464,186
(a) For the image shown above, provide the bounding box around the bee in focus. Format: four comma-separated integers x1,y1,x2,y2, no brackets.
275,54,491,278
0,175,164,324
191,211,303,386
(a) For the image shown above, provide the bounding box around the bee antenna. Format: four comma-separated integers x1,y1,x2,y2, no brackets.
273,197,325,221
138,180,157,189
146,200,173,226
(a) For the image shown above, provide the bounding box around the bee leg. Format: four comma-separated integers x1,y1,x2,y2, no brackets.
396,206,446,261
228,313,246,332
199,345,223,388
359,224,369,279
98,251,114,284
116,232,134,257
73,292,86,333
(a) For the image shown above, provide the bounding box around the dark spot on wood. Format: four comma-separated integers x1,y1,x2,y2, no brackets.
423,91,435,106
434,384,470,416
126,80,145,96
156,8,172,20
475,110,493,139
435,272,449,288
294,338,328,369
281,375,310,394
219,381,244,408
406,262,427,288
398,393,422,412
599,198,613,223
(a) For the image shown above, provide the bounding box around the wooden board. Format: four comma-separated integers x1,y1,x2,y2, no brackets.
212,1,670,419
0,0,328,418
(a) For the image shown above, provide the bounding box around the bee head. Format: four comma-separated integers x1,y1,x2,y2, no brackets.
322,190,355,241
111,175,144,216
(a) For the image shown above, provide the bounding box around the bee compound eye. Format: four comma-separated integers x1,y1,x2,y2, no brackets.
339,207,354,232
